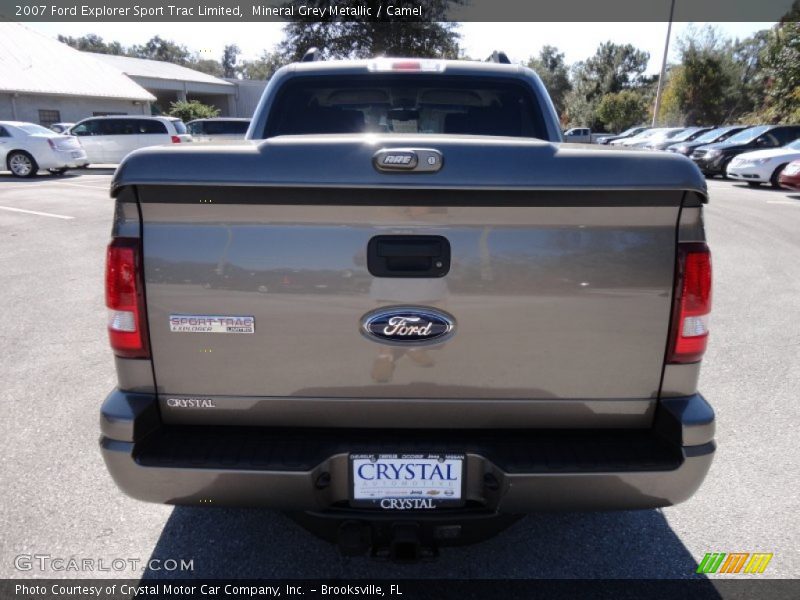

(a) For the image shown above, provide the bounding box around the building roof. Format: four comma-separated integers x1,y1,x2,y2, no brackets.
0,23,155,101
87,53,233,87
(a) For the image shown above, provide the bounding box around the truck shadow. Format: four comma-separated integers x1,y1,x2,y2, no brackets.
142,506,719,585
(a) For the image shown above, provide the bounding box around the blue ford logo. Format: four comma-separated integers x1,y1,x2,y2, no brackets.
361,307,455,345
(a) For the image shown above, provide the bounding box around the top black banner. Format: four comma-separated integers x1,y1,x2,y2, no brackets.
1,0,798,22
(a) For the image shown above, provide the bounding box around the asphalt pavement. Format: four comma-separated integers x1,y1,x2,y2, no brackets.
0,170,798,579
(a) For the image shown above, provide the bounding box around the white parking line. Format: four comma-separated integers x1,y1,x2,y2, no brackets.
54,181,110,190
0,205,74,219
766,200,800,205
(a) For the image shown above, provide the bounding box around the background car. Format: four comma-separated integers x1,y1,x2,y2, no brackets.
667,125,747,156
0,121,88,178
778,159,800,190
644,126,713,151
562,127,592,143
187,118,251,142
690,125,800,178
69,116,192,164
49,123,75,134
727,138,800,188
595,126,648,145
617,127,685,148
610,127,668,147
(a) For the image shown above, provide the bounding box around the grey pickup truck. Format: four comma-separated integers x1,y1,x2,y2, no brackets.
100,52,715,559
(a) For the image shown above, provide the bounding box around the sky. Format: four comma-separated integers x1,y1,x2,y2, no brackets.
26,21,775,74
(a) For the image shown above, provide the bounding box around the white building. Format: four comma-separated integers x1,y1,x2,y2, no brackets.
88,52,237,115
0,23,266,127
0,22,155,126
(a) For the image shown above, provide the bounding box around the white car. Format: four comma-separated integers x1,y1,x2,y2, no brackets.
0,121,88,178
49,123,75,134
727,138,800,188
69,116,192,164
624,127,685,149
610,128,665,147
187,118,250,142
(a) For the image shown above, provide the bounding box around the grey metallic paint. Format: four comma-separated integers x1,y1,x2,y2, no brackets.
103,58,715,518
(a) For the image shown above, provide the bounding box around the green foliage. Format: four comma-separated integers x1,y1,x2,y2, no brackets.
190,58,224,77
279,1,463,61
564,42,650,128
660,26,742,125
527,46,572,118
58,34,124,55
167,100,220,122
596,90,648,132
756,21,800,123
237,50,288,80
129,35,191,64
222,44,240,78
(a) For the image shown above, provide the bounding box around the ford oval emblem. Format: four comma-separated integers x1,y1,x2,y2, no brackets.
361,306,455,345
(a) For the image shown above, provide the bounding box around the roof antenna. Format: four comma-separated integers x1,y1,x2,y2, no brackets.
486,50,511,64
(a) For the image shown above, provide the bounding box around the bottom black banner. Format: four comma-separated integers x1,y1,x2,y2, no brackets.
1,579,799,600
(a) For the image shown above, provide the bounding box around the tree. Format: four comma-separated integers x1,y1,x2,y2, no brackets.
656,26,740,125
222,44,240,78
564,42,650,128
279,1,462,61
58,34,124,55
656,65,687,125
729,31,770,118
596,90,649,132
237,50,288,80
129,36,191,65
168,100,220,122
527,46,571,118
189,57,224,77
757,21,800,123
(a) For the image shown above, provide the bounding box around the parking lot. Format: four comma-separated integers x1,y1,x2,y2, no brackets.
1,170,798,579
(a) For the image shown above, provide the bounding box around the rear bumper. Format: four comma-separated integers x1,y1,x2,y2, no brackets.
779,173,800,190
43,148,89,169
100,389,715,513
727,166,770,182
691,155,726,174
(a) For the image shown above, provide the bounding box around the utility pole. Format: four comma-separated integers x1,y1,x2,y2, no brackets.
652,0,676,127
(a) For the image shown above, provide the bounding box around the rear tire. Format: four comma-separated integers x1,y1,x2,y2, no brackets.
720,158,733,179
7,151,38,178
770,164,788,189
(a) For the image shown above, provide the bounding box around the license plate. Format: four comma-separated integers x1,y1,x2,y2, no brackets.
350,453,464,509
71,151,83,158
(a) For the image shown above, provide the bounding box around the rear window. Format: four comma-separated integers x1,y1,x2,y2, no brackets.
170,119,187,134
264,75,548,139
99,119,139,135
16,123,54,135
139,119,168,134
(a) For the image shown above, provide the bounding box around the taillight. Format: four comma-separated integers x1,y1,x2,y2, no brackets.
368,59,445,73
105,238,149,358
171,135,181,143
668,243,712,363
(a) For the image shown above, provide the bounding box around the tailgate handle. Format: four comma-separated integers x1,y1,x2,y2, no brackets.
367,235,450,278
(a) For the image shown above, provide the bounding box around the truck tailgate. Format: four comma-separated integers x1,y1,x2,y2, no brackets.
114,136,706,427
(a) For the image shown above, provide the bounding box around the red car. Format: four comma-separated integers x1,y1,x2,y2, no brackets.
779,159,800,190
